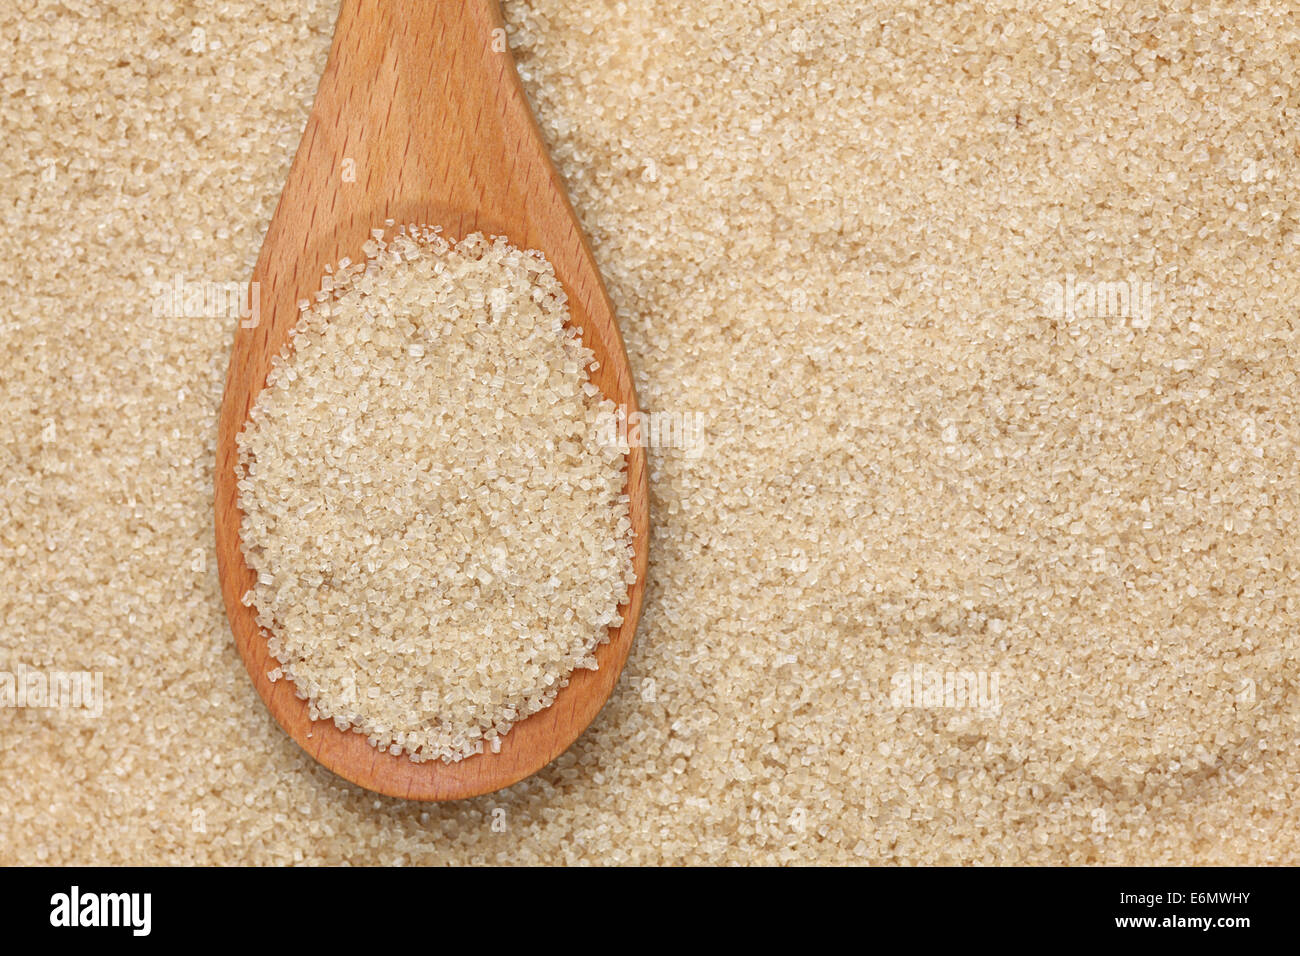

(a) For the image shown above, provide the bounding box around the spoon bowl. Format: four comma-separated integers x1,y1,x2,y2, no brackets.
214,0,649,800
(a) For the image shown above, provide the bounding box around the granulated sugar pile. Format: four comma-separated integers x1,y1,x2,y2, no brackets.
235,230,634,763
3,0,1299,864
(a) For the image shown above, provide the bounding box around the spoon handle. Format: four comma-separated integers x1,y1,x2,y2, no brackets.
292,0,527,242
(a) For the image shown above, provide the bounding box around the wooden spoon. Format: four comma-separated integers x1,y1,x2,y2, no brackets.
214,0,649,800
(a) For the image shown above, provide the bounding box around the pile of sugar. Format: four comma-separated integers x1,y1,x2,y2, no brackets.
3,0,1300,864
235,231,635,763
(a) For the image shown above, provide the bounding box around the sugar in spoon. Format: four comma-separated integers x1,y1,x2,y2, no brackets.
214,0,649,800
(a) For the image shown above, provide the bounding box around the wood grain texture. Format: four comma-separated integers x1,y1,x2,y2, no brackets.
214,0,649,800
